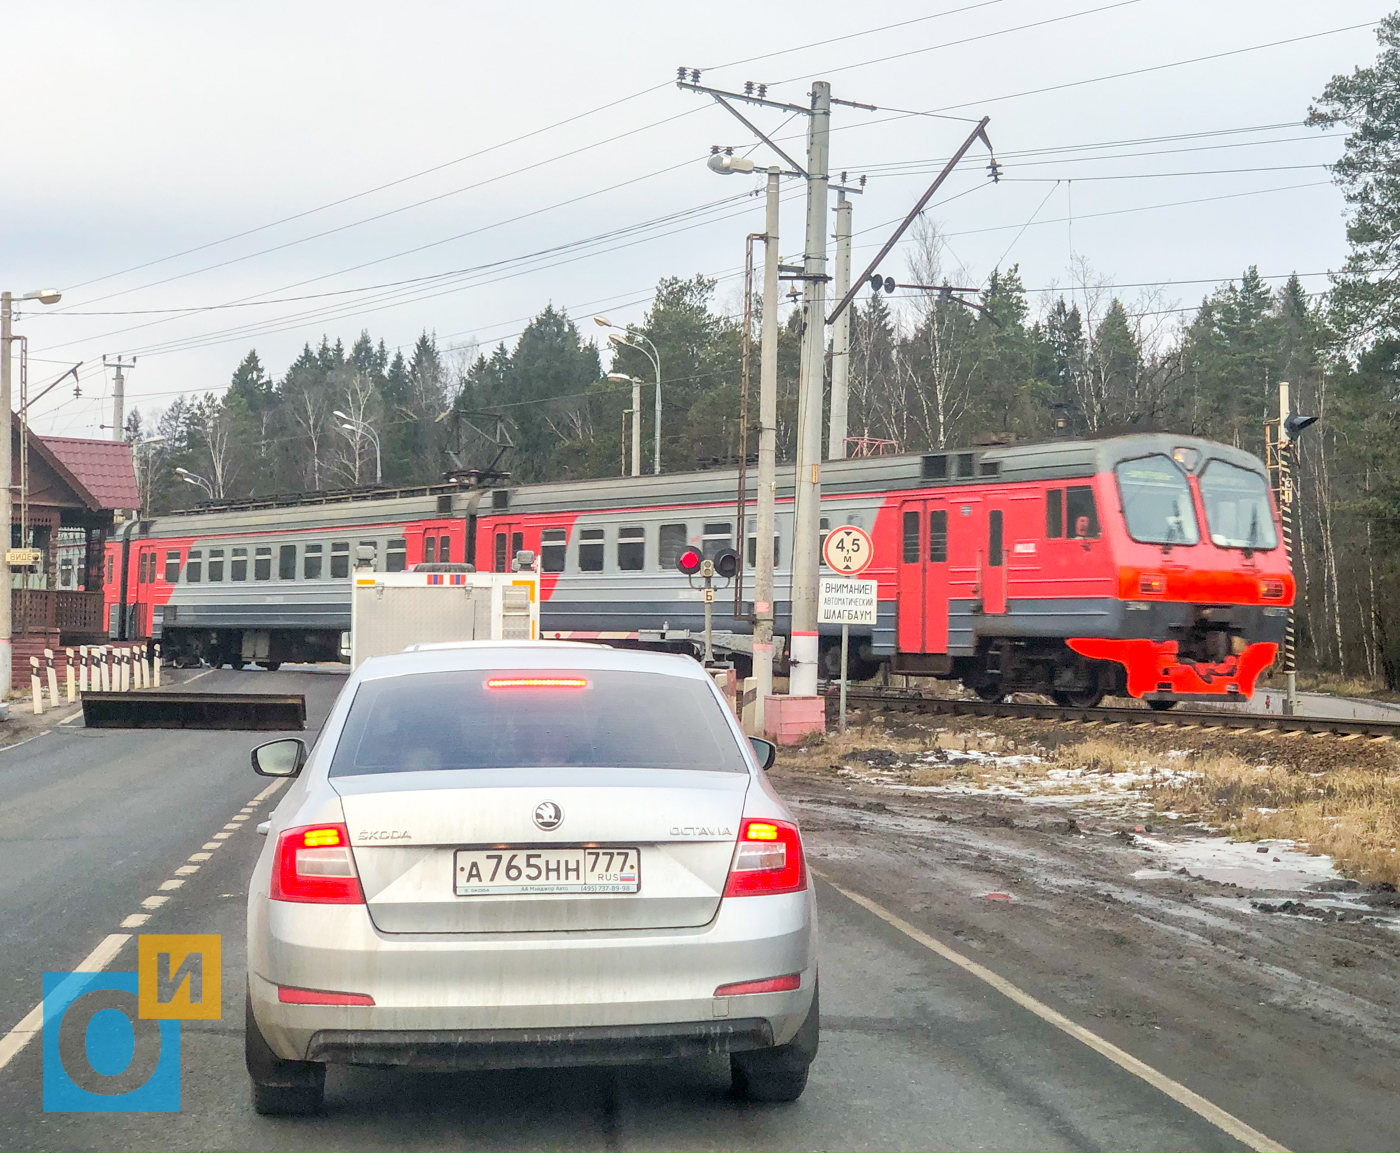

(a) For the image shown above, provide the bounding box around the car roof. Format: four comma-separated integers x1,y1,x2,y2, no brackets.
357,640,711,682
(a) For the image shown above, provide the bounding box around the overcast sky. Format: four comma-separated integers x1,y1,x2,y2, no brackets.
4,0,1389,439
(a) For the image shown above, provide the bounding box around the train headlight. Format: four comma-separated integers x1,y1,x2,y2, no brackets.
1260,579,1286,599
1138,573,1166,595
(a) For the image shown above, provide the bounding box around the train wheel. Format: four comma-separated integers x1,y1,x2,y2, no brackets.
1147,699,1178,711
264,662,282,672
973,683,1005,703
1052,688,1105,708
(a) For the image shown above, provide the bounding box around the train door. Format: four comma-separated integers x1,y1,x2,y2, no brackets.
981,497,1008,615
897,498,950,653
492,521,524,572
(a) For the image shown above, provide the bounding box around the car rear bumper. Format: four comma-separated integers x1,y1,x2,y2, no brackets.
248,889,815,1064
303,1018,776,1071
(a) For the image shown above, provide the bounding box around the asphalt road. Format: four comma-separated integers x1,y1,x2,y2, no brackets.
0,668,1290,1151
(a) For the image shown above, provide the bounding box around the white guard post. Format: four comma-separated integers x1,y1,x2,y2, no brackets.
153,644,161,687
44,649,59,708
64,648,75,705
349,566,541,671
99,648,111,693
30,657,42,715
79,645,88,695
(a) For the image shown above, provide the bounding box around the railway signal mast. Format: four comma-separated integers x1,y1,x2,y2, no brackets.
1265,380,1317,717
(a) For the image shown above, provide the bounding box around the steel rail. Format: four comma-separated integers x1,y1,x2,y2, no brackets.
836,688,1400,740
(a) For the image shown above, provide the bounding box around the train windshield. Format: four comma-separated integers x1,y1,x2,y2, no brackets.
1114,455,1200,545
1199,460,1277,550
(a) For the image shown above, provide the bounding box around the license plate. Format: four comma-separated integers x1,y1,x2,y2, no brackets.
454,847,641,895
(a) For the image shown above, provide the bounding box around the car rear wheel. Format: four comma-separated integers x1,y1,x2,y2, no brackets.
731,982,819,1102
246,988,324,1115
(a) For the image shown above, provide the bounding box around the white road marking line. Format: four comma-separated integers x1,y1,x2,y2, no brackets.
185,669,215,684
141,895,169,909
189,852,212,861
819,876,1290,1153
213,831,233,839
230,814,249,822
201,842,221,850
0,933,131,1071
175,865,199,875
254,778,288,803
60,710,85,725
158,879,184,891
0,733,47,756
120,913,150,929
221,823,240,831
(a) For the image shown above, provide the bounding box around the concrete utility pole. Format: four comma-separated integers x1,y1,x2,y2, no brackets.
754,167,781,733
105,355,135,441
789,81,832,699
827,190,852,460
1277,379,1298,716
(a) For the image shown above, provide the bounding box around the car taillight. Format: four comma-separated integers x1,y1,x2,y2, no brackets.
723,818,806,897
1139,573,1166,595
714,974,801,996
1260,579,1286,599
277,985,375,1006
271,823,363,904
485,676,588,689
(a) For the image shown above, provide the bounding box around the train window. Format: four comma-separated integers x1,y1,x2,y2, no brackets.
1116,456,1200,546
658,524,687,570
902,512,920,563
988,511,1003,566
922,454,948,480
1199,460,1276,550
386,539,407,573
303,544,322,579
578,527,605,572
186,550,203,584
136,553,146,583
512,532,523,563
1046,489,1063,538
106,555,113,585
956,453,975,478
929,510,948,563
164,550,181,583
745,517,780,568
279,544,297,580
330,542,349,579
424,537,436,563
208,549,225,582
438,535,451,563
231,547,248,581
540,528,567,573
254,546,272,580
617,525,645,571
1065,486,1100,539
494,532,507,572
701,522,733,562
980,460,1000,477
818,517,830,566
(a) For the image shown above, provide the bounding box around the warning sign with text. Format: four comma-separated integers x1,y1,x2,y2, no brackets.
818,577,879,625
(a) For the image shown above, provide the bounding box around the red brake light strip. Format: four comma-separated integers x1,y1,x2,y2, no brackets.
485,677,588,689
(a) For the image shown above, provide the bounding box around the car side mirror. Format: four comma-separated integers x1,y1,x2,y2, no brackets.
748,736,777,771
252,737,307,777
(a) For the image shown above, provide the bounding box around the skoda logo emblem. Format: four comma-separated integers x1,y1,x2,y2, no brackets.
533,801,563,831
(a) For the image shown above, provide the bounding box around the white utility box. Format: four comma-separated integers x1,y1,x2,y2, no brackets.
349,566,540,670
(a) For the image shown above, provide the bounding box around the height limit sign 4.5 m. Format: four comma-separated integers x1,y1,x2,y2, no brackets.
822,524,873,576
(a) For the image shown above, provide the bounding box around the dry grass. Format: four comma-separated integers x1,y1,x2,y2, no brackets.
1259,669,1400,702
1152,750,1400,886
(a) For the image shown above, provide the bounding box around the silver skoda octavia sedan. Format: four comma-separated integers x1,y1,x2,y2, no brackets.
245,642,818,1114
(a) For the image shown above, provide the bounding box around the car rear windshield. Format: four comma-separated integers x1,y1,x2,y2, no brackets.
1114,454,1200,545
329,669,748,776
1199,460,1278,550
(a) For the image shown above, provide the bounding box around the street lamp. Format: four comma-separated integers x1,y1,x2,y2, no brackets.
333,410,382,485
607,372,643,477
174,467,215,499
1,287,63,704
594,317,662,475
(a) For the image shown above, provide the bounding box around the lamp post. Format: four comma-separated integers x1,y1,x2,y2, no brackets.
607,372,643,476
1,287,61,703
333,410,382,485
595,317,663,474
133,436,165,515
174,467,215,499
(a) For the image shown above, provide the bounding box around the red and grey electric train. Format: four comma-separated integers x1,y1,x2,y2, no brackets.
104,432,1293,705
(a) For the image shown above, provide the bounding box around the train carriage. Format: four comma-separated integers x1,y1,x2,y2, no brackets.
105,431,1292,705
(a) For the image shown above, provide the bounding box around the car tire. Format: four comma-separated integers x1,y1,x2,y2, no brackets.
246,988,325,1115
731,982,819,1103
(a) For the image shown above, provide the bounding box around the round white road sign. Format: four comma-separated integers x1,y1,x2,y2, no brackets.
823,524,874,576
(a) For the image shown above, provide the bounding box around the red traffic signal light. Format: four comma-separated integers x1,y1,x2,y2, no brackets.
676,547,703,576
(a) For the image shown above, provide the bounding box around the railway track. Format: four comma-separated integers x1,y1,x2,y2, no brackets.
836,688,1400,740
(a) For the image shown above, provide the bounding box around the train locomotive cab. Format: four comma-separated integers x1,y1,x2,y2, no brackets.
933,434,1292,708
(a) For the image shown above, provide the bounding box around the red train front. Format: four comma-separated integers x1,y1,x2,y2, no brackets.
886,433,1292,707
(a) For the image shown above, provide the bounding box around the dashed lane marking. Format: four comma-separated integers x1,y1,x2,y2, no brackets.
158,879,184,891
120,913,149,929
817,874,1290,1153
141,895,170,910
0,934,130,1072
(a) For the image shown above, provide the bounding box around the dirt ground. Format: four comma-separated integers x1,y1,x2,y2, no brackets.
769,711,1400,1139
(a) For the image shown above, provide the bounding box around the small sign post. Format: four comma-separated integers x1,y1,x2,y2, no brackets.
820,526,876,733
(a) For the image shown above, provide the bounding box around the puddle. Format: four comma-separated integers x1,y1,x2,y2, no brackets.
1134,833,1341,890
